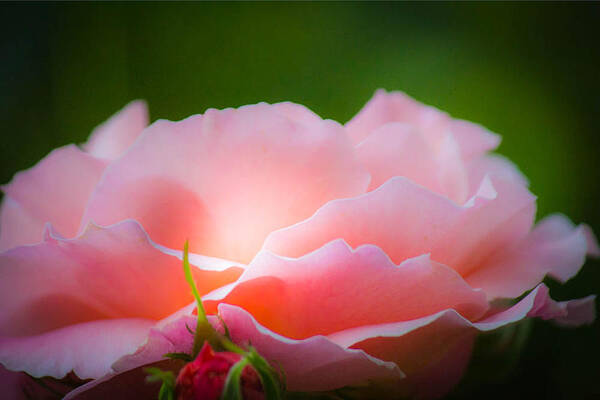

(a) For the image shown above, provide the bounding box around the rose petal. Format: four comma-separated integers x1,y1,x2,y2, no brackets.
356,123,440,192
0,101,150,252
346,90,500,159
110,313,199,373
63,359,182,400
205,239,488,339
328,284,592,399
82,287,581,399
218,304,404,392
446,119,501,161
0,197,43,252
477,284,595,327
83,100,149,161
0,220,241,336
82,102,369,263
344,317,477,400
328,285,592,350
346,90,449,146
552,295,596,327
467,214,592,299
582,223,600,257
264,176,535,278
0,363,89,399
466,153,529,196
402,332,475,400
60,309,209,398
0,365,28,400
0,145,106,250
435,131,470,204
0,318,154,380
355,123,469,203
67,305,402,397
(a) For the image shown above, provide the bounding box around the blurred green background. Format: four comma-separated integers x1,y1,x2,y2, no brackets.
1,2,599,399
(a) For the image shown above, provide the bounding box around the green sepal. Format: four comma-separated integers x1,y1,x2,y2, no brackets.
247,347,283,400
145,367,176,400
164,352,194,362
274,360,287,392
217,313,232,340
219,336,246,355
220,357,249,400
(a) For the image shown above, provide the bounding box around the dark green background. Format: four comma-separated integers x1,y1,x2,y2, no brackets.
1,2,599,399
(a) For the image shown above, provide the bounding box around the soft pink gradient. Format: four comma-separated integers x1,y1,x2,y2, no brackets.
0,92,596,399
264,175,541,296
81,103,369,263
0,145,106,251
0,101,148,251
346,89,500,160
204,240,489,338
83,100,149,161
0,221,241,382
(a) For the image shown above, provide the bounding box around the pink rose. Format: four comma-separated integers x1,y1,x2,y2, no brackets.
0,91,597,399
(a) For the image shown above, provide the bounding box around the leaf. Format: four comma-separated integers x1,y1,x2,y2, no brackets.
220,357,249,400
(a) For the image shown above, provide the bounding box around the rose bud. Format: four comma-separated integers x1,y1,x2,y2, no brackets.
175,342,264,400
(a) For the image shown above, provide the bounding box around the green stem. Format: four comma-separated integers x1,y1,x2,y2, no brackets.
183,240,218,356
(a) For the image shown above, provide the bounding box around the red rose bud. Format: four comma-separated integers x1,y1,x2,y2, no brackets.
175,342,264,400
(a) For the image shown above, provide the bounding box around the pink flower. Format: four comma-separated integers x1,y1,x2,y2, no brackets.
0,91,597,399
175,343,263,400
